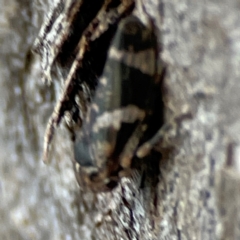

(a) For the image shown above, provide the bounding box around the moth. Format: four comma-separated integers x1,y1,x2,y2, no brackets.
34,0,164,191
73,15,164,191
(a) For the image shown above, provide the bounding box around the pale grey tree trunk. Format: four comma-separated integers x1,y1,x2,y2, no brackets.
1,0,240,239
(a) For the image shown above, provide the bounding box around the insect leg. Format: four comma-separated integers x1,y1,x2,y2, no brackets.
137,111,193,158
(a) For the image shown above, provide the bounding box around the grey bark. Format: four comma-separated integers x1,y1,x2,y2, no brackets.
1,0,240,239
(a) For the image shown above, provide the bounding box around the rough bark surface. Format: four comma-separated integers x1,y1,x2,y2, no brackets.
1,0,240,239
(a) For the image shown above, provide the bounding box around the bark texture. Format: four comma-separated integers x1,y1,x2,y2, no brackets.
1,0,240,239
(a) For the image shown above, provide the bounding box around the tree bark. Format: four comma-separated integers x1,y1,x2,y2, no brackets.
1,0,240,239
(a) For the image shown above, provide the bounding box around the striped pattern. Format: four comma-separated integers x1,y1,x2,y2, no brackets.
74,15,162,192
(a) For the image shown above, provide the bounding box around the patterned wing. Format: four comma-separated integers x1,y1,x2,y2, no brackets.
74,15,162,191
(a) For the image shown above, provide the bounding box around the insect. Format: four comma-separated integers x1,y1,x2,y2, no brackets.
73,15,164,191
34,0,164,191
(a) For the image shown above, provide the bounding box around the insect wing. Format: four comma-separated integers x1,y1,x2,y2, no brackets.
74,15,159,189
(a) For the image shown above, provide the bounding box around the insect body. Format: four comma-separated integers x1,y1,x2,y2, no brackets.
34,0,164,191
73,15,163,191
